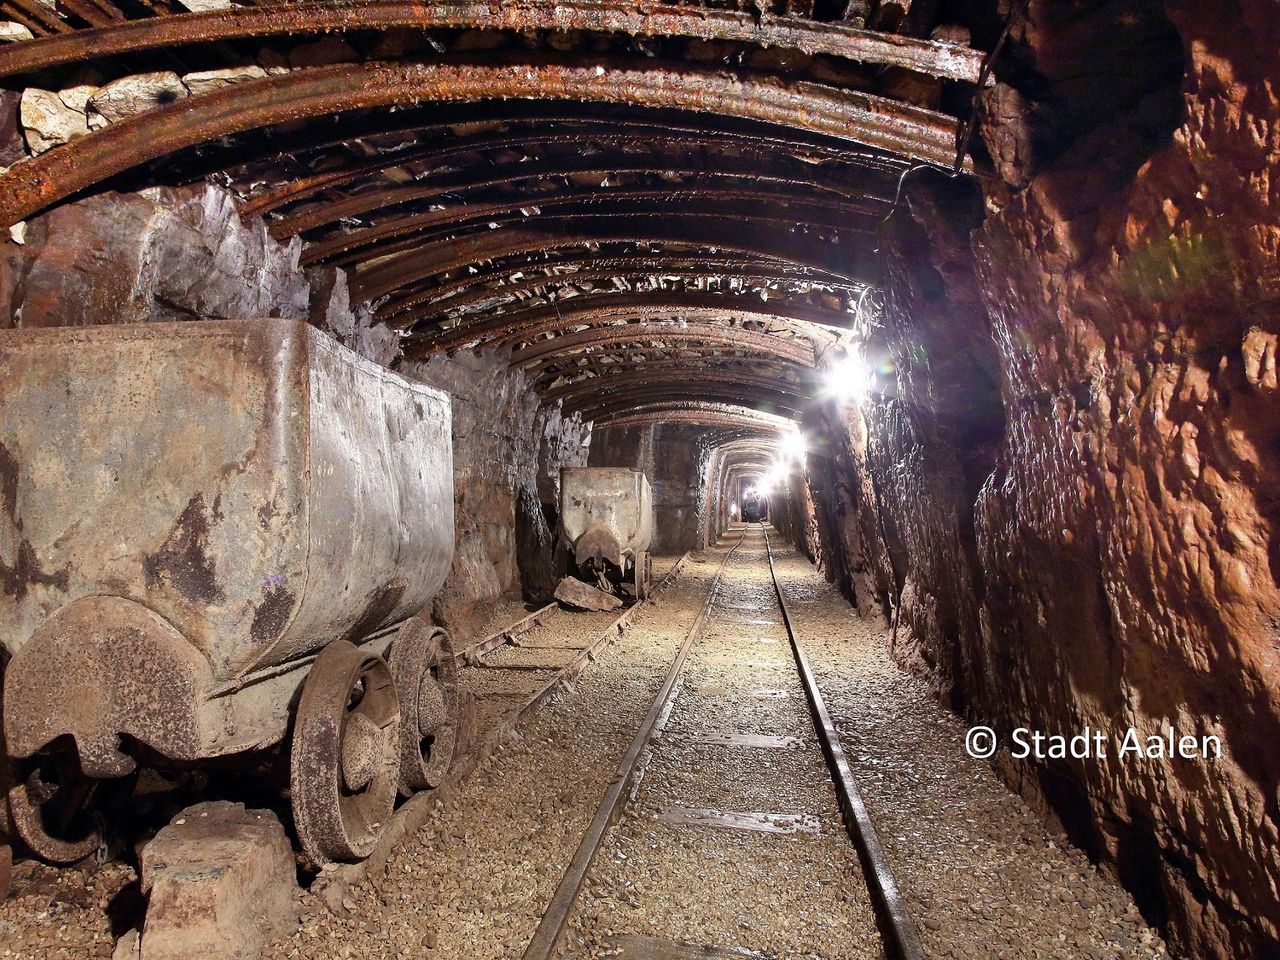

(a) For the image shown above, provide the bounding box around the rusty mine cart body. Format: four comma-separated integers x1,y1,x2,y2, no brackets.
0,318,461,869
559,467,654,600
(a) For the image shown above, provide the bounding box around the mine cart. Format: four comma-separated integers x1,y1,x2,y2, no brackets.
559,467,654,599
0,318,462,868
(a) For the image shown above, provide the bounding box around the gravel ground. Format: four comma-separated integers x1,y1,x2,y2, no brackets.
565,535,882,960
465,597,541,645
0,860,137,960
765,529,1170,960
264,551,727,960
0,542,1168,960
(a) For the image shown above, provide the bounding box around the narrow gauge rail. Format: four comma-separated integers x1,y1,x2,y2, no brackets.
312,551,691,904
522,524,925,960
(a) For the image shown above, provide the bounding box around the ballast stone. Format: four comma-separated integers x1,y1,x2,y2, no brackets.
554,576,623,612
137,801,300,960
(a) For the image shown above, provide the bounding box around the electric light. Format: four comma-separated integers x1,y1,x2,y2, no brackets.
823,348,871,401
778,426,806,464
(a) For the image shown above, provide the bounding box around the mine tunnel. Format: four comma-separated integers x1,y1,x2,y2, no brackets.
0,0,1276,957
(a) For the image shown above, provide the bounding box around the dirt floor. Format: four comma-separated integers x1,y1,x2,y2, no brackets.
0,534,1170,959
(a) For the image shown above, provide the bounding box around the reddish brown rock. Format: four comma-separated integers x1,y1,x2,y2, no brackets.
139,801,299,960
554,576,622,612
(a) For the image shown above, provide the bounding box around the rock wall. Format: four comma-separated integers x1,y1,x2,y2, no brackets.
402,349,589,640
589,423,705,553
798,2,1280,956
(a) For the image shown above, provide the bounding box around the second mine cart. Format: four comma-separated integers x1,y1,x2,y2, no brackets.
559,467,654,599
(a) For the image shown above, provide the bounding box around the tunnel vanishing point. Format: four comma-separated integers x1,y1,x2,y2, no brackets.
0,1,1276,958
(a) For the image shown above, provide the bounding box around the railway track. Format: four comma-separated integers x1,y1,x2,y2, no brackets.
522,523,925,960
311,551,692,906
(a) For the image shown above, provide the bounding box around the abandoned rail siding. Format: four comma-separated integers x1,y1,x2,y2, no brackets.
0,1,1277,958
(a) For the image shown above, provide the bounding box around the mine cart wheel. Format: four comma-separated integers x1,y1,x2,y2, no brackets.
291,640,400,865
388,620,459,796
6,746,111,864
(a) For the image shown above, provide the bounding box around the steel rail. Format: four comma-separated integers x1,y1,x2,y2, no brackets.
310,548,694,911
0,0,988,81
521,529,748,960
0,60,969,229
760,526,926,960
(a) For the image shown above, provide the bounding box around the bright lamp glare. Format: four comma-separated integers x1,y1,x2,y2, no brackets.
779,427,806,463
824,350,871,401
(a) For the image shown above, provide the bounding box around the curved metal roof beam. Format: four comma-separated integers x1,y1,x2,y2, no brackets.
247,124,899,223
536,355,809,392
0,59,969,229
413,292,846,352
388,260,862,330
0,1,987,81
544,369,811,410
505,322,817,368
574,385,807,421
280,150,886,240
304,186,880,267
594,407,793,433
353,218,879,303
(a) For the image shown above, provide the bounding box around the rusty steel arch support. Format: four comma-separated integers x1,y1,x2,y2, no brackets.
241,112,905,221
0,1,987,81
305,190,880,269
0,60,969,229
595,407,792,434
390,261,863,331
573,385,807,421
414,293,846,352
536,356,811,393
281,151,883,240
504,322,817,369
544,369,812,412
355,220,880,304
381,253,860,324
